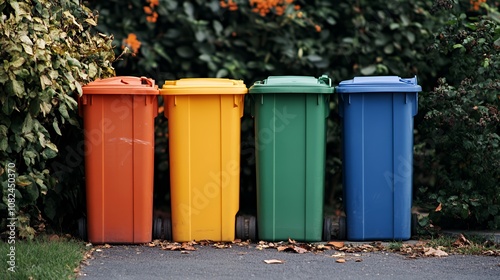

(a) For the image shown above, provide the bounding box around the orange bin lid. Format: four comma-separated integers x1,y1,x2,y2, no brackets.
82,76,158,95
160,78,247,95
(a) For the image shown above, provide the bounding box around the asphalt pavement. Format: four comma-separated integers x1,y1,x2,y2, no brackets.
78,241,500,280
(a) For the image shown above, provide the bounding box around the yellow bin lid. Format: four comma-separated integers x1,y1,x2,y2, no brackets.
160,78,247,95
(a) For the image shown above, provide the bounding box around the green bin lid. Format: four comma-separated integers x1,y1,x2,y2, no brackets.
249,75,334,94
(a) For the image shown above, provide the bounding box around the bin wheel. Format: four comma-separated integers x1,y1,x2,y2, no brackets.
411,213,418,236
338,216,346,240
163,217,172,241
153,217,163,240
236,215,257,241
78,217,87,241
323,216,333,241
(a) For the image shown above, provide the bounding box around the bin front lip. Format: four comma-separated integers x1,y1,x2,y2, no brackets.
248,86,334,94
159,87,247,95
248,75,334,94
83,88,159,95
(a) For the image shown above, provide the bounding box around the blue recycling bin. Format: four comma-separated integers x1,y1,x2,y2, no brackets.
337,76,421,241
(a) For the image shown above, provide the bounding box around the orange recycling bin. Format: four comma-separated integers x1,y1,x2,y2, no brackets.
160,78,247,242
80,76,158,244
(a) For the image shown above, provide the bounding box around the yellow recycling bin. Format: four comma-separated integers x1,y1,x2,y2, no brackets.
160,78,247,242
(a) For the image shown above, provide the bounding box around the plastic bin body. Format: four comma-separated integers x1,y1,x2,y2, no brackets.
249,76,333,241
161,78,247,242
81,76,158,244
337,76,421,241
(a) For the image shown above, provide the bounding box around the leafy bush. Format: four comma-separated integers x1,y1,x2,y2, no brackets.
416,2,500,229
0,0,115,239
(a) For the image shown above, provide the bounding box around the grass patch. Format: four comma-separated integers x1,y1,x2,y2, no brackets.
427,234,499,255
1,235,86,280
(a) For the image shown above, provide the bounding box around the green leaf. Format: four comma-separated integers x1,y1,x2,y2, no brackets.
45,142,58,152
0,137,7,152
22,44,33,55
53,120,62,136
360,65,377,75
11,57,25,68
216,69,228,78
2,97,16,115
19,35,33,46
58,104,70,119
88,63,97,78
176,46,194,58
40,75,51,90
11,79,25,97
42,147,57,159
22,113,33,134
16,175,32,187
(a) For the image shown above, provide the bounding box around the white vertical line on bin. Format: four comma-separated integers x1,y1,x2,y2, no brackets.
131,95,135,241
100,95,106,241
304,94,308,239
187,96,192,240
219,94,223,241
392,93,396,239
272,93,276,240
361,94,365,239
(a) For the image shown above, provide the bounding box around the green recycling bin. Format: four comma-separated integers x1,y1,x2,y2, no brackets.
249,75,334,241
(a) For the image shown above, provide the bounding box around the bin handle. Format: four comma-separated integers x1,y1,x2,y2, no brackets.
318,75,331,87
140,76,155,87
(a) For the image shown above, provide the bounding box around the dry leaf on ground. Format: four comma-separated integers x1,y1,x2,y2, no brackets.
327,241,344,249
264,259,285,264
336,258,346,263
424,247,448,257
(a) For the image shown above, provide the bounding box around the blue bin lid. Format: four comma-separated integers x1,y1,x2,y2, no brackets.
336,76,422,93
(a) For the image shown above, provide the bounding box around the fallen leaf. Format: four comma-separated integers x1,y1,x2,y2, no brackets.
95,249,102,252
180,251,190,254
264,259,285,264
232,239,242,243
327,241,344,249
453,234,471,247
288,238,297,244
181,242,196,251
331,252,345,258
355,258,363,262
424,247,448,257
49,234,60,241
293,246,308,254
103,244,111,248
336,258,346,263
277,245,289,252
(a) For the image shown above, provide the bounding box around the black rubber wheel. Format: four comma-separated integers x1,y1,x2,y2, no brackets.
163,217,172,241
235,215,257,241
411,213,418,236
78,217,87,241
338,216,346,240
248,215,257,241
323,216,333,241
153,217,163,240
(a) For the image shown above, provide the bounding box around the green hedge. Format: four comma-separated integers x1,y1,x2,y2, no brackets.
0,0,115,239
